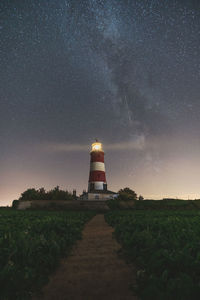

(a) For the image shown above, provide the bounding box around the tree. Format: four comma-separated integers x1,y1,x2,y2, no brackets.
19,188,39,201
18,187,74,201
12,200,19,209
117,187,138,201
139,195,144,201
46,186,73,201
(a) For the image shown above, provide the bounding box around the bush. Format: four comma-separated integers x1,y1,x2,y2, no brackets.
19,189,40,201
106,199,121,210
106,188,140,210
12,200,19,209
117,187,138,201
18,186,73,201
47,186,73,201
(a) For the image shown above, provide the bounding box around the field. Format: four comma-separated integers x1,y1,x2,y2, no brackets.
0,209,95,300
2,207,200,300
105,210,200,300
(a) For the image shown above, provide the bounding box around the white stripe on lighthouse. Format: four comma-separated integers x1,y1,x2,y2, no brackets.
89,181,104,190
90,162,105,172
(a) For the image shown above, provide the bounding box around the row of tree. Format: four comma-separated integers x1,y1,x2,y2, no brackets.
12,187,143,209
18,186,74,201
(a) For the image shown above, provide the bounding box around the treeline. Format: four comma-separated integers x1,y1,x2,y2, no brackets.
134,199,200,210
107,188,200,210
107,198,200,210
18,186,74,201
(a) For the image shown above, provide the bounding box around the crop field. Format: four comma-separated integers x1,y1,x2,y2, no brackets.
105,210,200,300
0,209,95,300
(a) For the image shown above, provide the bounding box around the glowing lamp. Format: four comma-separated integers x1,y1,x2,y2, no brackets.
91,142,102,152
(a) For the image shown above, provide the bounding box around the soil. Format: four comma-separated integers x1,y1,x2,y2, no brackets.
35,214,137,300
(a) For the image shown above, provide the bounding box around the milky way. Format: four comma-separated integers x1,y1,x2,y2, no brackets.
1,0,200,204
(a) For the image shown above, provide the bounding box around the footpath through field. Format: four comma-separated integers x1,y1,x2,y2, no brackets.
37,214,137,300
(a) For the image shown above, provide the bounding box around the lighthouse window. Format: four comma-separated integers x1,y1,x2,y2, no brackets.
90,183,94,190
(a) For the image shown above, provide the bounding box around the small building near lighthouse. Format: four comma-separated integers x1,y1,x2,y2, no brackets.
80,140,117,201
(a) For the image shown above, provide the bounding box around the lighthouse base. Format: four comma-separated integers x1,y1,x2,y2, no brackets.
80,190,118,201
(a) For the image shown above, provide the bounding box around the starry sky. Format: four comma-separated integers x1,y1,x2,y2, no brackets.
1,0,200,205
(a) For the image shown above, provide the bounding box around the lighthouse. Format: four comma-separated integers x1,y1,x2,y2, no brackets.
80,140,117,201
88,140,107,192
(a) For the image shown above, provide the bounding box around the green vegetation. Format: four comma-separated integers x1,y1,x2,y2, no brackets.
105,210,200,300
134,199,200,210
17,186,74,202
107,186,200,211
107,187,139,209
0,209,95,299
118,187,138,201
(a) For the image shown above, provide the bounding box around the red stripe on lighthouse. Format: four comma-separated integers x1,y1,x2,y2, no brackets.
89,171,106,182
90,151,104,163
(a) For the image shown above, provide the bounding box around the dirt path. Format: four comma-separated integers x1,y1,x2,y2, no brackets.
36,214,137,300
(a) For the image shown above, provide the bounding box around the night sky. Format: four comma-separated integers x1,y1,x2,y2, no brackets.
1,0,200,205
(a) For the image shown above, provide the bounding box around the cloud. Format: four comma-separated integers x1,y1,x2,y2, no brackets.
106,134,145,150
43,135,146,153
43,143,89,152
